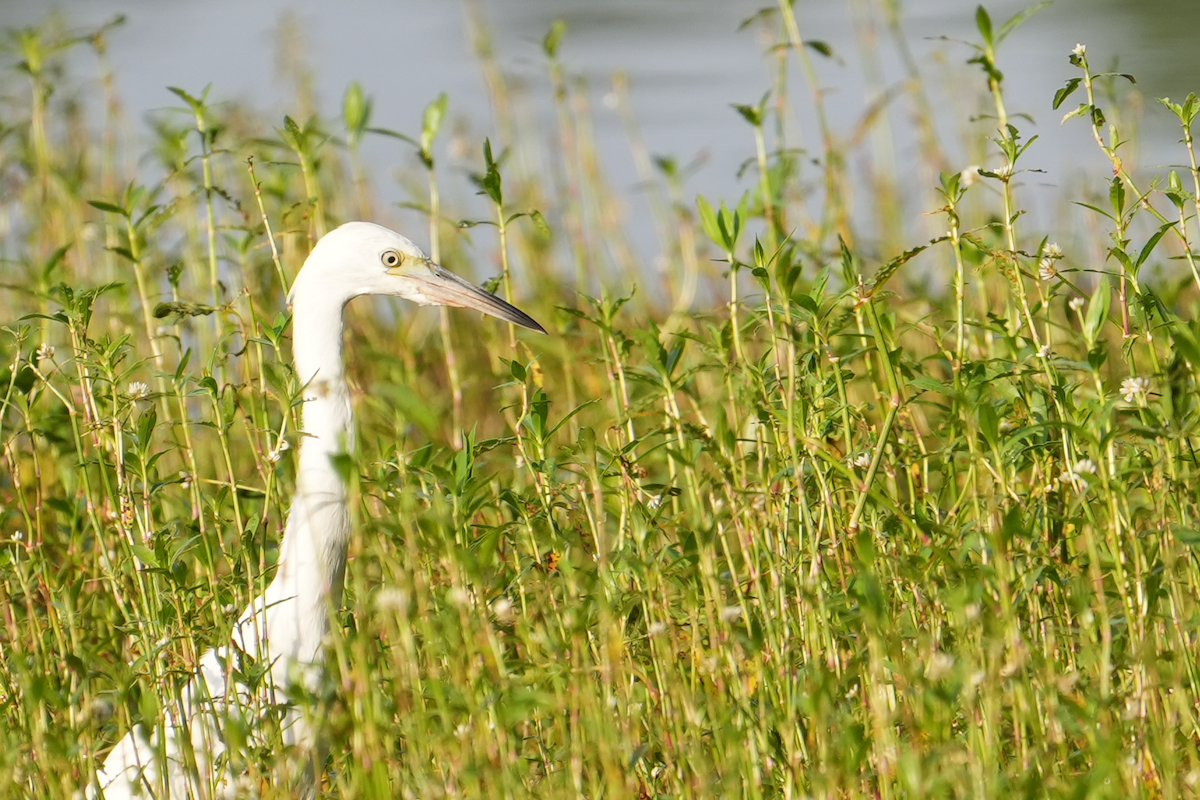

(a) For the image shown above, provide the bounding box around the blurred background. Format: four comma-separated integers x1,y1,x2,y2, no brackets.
4,0,1200,261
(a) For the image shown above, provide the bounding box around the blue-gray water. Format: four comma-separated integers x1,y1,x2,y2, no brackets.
6,0,1200,262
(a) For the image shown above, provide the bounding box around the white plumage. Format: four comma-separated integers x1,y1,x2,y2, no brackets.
90,222,543,798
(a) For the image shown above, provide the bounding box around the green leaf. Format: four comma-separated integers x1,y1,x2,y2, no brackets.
975,6,993,47
696,196,721,249
1061,103,1091,124
1052,78,1081,110
838,236,857,286
470,139,503,206
364,126,418,146
907,377,948,395
282,115,302,149
1083,275,1110,347
1172,526,1200,548
88,199,128,217
329,451,355,484
805,40,833,58
154,301,217,319
132,544,160,569
107,246,136,263
167,84,209,112
1109,177,1126,217
1134,223,1171,270
420,92,448,158
732,93,768,128
1169,321,1200,372
977,402,1000,450
527,209,550,239
994,2,1049,46
40,243,72,280
342,82,370,142
136,406,157,446
543,19,566,58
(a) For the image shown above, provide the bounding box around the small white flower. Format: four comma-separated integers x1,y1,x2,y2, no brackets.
849,452,872,470
994,163,1014,179
178,471,192,490
375,587,410,614
647,494,663,510
230,775,260,795
36,343,55,361
926,651,955,681
1037,344,1052,358
267,438,290,463
719,605,743,623
490,596,514,623
647,621,668,637
1069,296,1085,312
1060,462,1092,491
127,381,149,400
1038,258,1057,281
1072,43,1086,58
13,530,24,542
1120,376,1150,404
960,165,981,187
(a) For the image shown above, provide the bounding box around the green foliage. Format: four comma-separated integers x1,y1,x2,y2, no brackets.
3,4,1200,800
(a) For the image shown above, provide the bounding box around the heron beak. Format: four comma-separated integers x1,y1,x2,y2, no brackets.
400,261,546,334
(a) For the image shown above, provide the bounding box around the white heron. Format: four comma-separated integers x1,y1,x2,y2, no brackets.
90,221,545,799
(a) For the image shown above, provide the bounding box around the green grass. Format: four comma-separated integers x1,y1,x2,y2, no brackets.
4,4,1200,798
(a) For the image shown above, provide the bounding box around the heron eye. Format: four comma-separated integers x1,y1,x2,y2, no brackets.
381,250,402,268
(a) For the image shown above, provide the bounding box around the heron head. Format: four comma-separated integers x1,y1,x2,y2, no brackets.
291,221,545,333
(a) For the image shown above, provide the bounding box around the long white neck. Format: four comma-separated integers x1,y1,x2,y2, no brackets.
255,290,354,666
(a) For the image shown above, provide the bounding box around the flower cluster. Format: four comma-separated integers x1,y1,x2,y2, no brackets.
267,438,291,463
1120,376,1150,404
1038,242,1063,282
1061,458,1098,490
848,451,872,470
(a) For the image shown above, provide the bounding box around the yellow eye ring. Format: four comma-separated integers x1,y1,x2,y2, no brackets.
381,250,402,268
